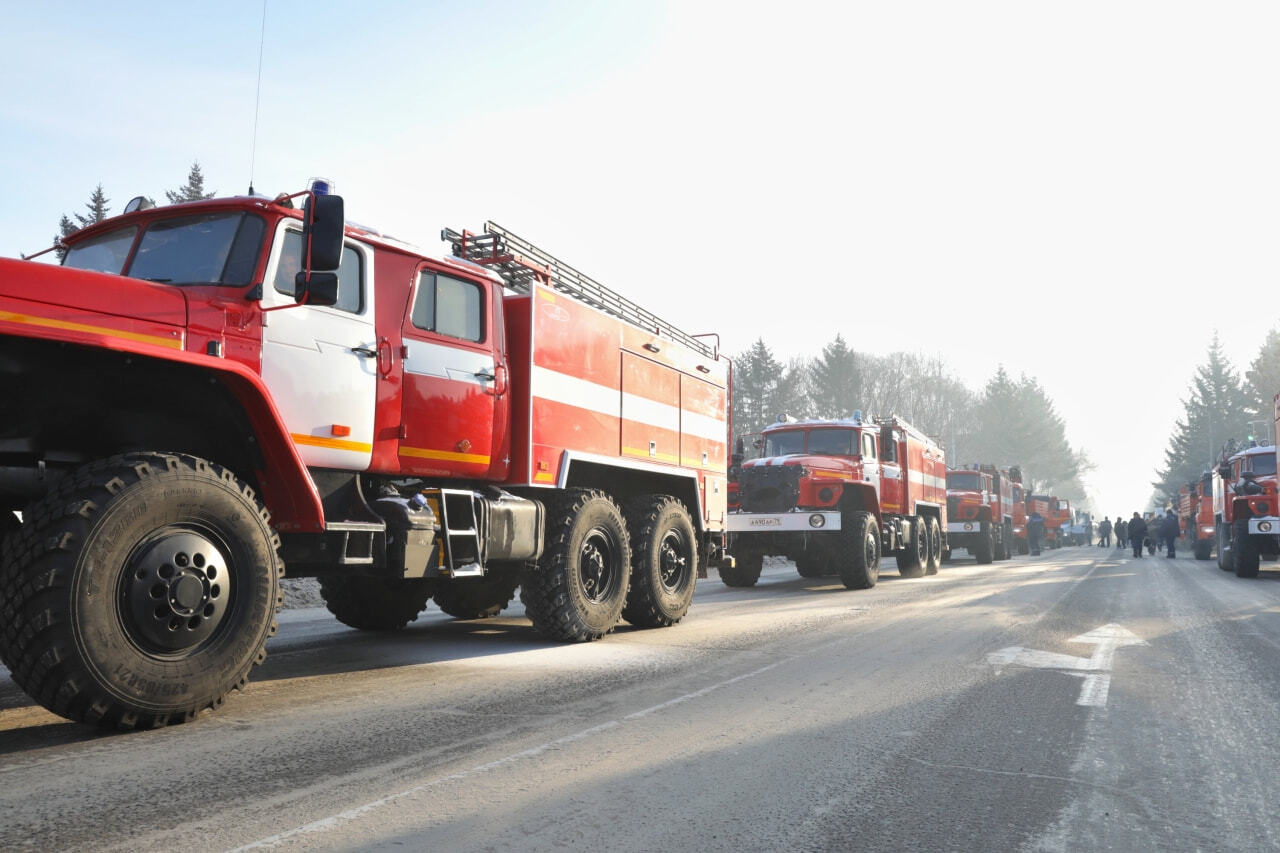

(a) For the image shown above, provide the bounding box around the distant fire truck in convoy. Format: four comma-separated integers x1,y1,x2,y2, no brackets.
1211,439,1279,577
0,185,730,727
943,464,1015,563
1009,467,1030,554
1028,495,1071,548
724,412,947,589
1178,472,1215,560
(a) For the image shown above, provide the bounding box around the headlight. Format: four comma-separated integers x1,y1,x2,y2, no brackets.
809,514,826,529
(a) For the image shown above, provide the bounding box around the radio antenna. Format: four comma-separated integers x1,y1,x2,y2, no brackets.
247,0,268,195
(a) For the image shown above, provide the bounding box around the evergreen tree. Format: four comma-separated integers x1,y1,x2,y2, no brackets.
808,334,860,419
1154,335,1253,502
166,161,215,203
53,184,110,261
732,338,786,439
1244,326,1280,443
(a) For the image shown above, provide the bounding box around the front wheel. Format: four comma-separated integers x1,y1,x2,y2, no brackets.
1193,538,1212,561
839,511,881,590
1217,524,1234,572
0,453,281,728
622,496,697,628
794,552,827,579
719,544,763,587
521,490,631,641
1233,520,1260,578
973,526,995,564
320,575,436,629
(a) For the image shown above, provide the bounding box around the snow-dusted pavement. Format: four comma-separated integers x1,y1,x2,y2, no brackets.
2,547,1278,852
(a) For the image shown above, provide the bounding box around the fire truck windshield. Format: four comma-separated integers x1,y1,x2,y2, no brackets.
1247,454,1277,476
947,472,981,491
807,429,855,455
765,430,806,457
63,212,266,287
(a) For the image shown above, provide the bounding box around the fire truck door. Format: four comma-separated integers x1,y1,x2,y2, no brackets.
397,268,507,479
860,431,882,496
260,225,376,470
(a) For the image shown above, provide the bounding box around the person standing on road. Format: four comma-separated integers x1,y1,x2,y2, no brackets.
1128,512,1148,558
1160,508,1180,558
1028,510,1045,556
1115,517,1127,550
1098,516,1112,547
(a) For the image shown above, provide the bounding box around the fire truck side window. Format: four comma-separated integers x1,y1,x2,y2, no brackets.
62,226,138,274
411,272,484,343
862,433,877,459
272,229,364,313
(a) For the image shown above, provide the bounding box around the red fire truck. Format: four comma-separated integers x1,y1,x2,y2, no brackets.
1212,441,1279,577
1178,473,1215,560
1028,495,1070,548
0,186,730,727
724,412,947,589
943,464,1015,563
1009,466,1030,554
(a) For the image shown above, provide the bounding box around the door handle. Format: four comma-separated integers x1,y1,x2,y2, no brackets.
350,346,376,358
474,370,496,381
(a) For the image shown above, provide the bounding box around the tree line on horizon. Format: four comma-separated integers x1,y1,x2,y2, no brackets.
732,336,1092,505
1152,331,1280,507
52,162,214,260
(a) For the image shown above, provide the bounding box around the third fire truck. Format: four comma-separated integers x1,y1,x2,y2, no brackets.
943,464,1015,563
725,413,947,589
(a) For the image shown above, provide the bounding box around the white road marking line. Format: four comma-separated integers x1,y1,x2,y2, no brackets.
985,623,1146,708
230,662,781,851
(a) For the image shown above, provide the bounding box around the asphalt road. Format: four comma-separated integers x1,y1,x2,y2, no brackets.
2,545,1279,852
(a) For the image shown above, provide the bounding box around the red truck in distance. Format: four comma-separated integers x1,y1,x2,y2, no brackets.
943,464,1015,563
1178,473,1215,560
725,412,947,590
1212,440,1279,577
0,187,731,727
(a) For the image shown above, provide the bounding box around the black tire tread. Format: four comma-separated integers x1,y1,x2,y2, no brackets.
520,489,630,641
0,452,281,729
621,496,697,628
320,575,436,629
432,574,519,619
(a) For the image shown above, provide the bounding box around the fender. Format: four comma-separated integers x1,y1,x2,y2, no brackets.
0,288,325,530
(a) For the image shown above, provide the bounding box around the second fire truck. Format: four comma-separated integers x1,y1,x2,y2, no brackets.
943,464,1015,563
724,413,947,589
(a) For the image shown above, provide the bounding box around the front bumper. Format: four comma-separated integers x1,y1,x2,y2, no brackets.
1248,516,1280,535
727,511,842,532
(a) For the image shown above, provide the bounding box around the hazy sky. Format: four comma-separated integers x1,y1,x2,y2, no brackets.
3,1,1278,517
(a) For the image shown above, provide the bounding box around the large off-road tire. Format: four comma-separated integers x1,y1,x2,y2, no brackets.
622,496,697,628
432,574,519,619
0,453,281,729
719,546,763,587
974,525,995,564
895,517,926,578
1193,538,1212,561
839,511,881,590
319,575,436,630
1233,520,1260,578
995,522,1013,561
794,552,827,578
925,516,942,575
1217,524,1234,572
521,490,630,641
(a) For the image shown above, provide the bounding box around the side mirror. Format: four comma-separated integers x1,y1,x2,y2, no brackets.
1219,465,1231,479
294,270,339,307
302,193,345,271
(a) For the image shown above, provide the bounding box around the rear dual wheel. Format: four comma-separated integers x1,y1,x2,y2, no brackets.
522,490,631,641
622,496,697,628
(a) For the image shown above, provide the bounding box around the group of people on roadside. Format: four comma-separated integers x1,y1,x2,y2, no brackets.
1095,510,1181,559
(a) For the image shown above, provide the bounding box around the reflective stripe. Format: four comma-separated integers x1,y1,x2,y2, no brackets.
1,309,182,349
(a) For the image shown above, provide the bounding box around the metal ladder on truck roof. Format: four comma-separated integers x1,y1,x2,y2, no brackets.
441,221,717,360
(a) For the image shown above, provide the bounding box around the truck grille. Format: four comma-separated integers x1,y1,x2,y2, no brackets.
738,465,803,514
